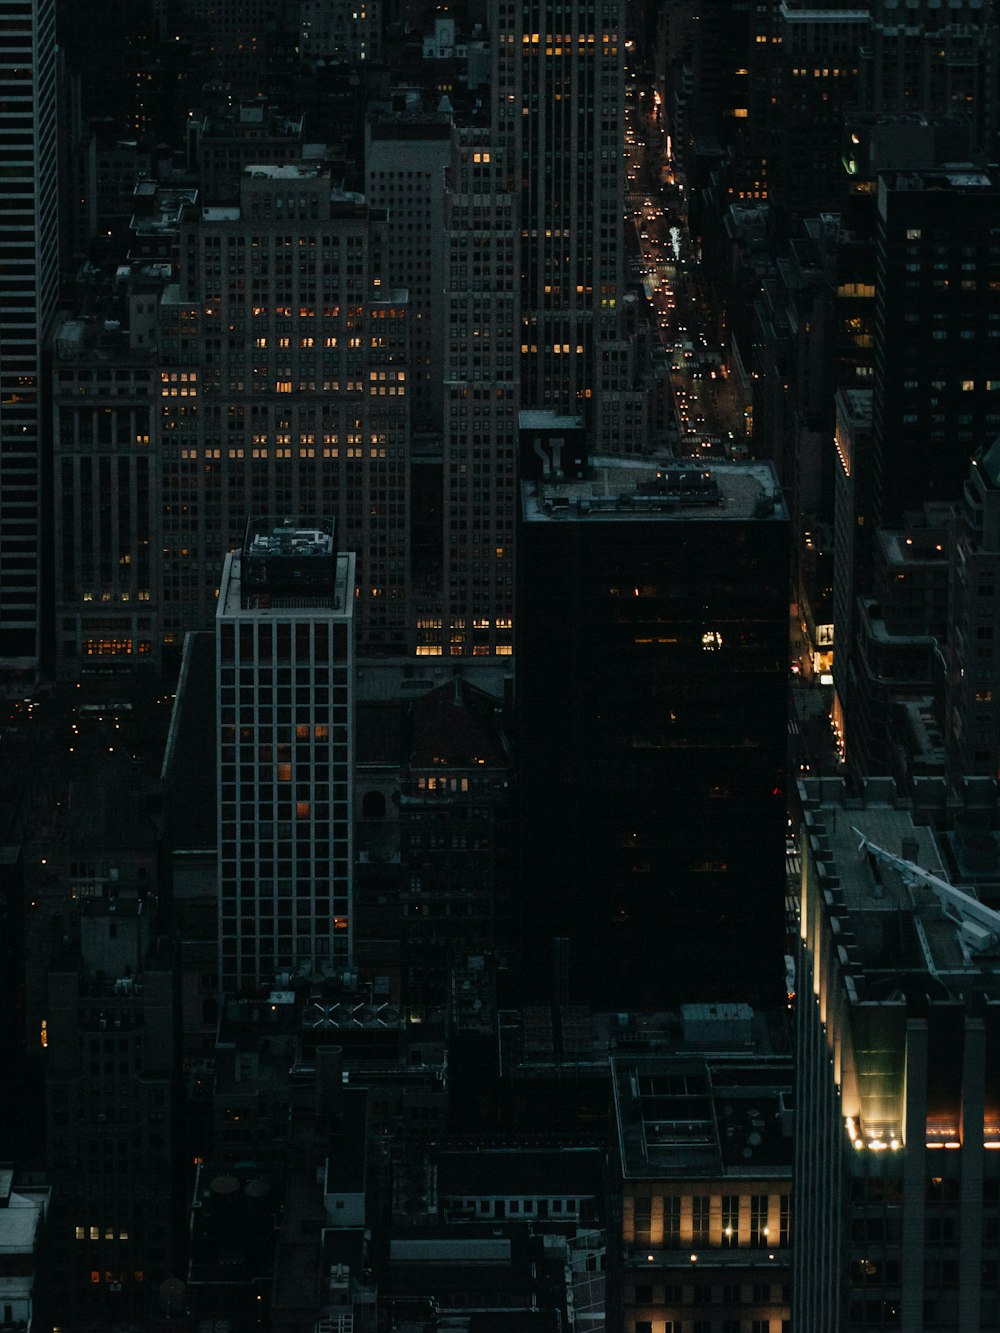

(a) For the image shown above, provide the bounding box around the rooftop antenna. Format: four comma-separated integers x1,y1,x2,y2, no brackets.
852,827,1000,954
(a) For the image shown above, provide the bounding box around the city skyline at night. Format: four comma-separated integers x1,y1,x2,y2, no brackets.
1,0,1000,1327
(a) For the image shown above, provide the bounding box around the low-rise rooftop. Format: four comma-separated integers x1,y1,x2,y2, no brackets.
614,1054,793,1180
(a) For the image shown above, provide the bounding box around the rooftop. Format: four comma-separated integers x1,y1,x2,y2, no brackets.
800,778,1000,991
218,527,354,618
613,1054,794,1180
521,458,785,524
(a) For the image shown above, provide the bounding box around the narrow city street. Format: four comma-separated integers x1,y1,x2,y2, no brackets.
624,74,751,461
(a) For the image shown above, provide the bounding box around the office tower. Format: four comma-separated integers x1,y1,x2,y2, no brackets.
46,898,179,1321
795,778,1000,1330
614,1039,793,1333
164,165,410,653
492,0,625,416
216,519,355,997
858,0,999,150
180,0,286,89
516,459,789,1009
0,0,58,672
52,317,160,669
365,114,452,436
945,440,1000,782
438,129,519,659
771,6,865,221
300,0,382,66
872,167,1000,529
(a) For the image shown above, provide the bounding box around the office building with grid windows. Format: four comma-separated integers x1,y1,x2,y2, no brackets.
216,518,355,996
0,0,59,671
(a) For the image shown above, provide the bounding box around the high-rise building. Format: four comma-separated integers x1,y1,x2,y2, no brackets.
516,458,789,1009
46,897,179,1322
871,167,1000,530
0,0,59,672
438,128,519,659
858,0,999,150
771,6,865,221
795,777,1000,1330
492,0,626,416
164,165,410,654
945,439,1000,782
365,113,452,436
300,0,382,68
51,316,161,670
216,518,355,997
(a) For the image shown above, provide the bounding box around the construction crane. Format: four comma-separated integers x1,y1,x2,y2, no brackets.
852,827,1000,956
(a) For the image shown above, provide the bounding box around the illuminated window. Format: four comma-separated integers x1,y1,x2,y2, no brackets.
277,763,292,782
296,802,311,820
75,1226,85,1240
701,631,723,651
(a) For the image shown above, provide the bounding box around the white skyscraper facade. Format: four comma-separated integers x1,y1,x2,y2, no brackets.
216,519,355,996
0,0,59,669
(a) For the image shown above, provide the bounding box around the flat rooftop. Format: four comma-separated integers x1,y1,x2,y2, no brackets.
800,779,1000,991
613,1054,794,1180
218,548,354,618
522,457,786,524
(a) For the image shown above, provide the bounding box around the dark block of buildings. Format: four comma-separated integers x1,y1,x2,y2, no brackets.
516,458,789,1010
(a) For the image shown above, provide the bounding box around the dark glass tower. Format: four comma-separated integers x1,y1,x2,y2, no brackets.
516,459,789,1009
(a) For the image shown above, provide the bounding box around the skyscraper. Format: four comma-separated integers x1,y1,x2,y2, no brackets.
492,0,625,416
439,129,519,659
871,167,1000,529
0,0,59,671
365,114,452,436
796,779,1000,1330
516,459,789,1008
216,519,355,997
164,165,410,654
858,0,999,149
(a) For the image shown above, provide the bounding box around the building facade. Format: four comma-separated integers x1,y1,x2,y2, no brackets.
45,901,179,1322
0,0,59,671
166,166,410,654
516,459,789,1009
871,167,1000,530
614,1041,793,1333
796,777,1000,1329
492,0,625,416
945,440,1000,783
216,519,355,996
